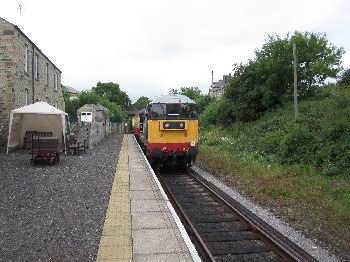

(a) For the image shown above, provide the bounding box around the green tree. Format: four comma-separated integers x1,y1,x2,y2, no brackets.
92,82,131,109
221,31,344,123
63,89,80,121
169,87,201,100
337,68,350,87
133,96,151,109
196,94,215,114
179,87,202,100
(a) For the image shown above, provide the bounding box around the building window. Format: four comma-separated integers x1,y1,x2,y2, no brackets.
54,72,57,90
25,89,29,105
24,44,29,73
46,63,49,85
34,53,39,80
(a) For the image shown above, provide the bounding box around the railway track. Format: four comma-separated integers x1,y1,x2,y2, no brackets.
158,169,318,262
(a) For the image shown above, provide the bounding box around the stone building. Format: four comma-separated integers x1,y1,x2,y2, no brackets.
0,17,64,150
208,74,231,98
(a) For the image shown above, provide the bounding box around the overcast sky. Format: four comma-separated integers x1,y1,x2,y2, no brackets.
2,0,350,101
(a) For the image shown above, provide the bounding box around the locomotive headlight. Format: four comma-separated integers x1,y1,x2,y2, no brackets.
190,141,196,147
179,122,184,128
164,123,170,128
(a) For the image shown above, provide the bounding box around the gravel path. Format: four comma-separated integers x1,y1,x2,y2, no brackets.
0,134,123,262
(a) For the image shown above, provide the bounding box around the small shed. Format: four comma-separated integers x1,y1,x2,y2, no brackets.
76,104,111,148
7,102,67,153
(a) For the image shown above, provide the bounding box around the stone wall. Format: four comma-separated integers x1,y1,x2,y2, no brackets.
0,18,17,150
0,17,64,150
76,104,111,149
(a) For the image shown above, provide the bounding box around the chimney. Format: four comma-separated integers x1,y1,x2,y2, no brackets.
211,70,214,84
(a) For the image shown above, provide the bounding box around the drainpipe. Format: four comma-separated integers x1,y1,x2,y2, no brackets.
31,44,35,103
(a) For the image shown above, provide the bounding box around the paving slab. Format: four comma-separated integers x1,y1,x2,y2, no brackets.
132,211,176,230
131,199,168,213
130,189,162,200
133,228,188,254
128,135,198,262
133,253,193,262
97,135,198,262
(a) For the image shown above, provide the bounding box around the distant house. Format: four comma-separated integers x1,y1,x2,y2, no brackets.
63,85,80,100
0,17,64,150
208,74,231,98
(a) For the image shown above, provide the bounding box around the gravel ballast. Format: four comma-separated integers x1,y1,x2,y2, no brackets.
0,134,123,261
192,165,340,262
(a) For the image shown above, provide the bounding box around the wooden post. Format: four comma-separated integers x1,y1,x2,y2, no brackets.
293,43,298,121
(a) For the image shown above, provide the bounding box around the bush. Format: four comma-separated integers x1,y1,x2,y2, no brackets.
195,95,215,114
279,124,317,164
200,86,350,176
258,130,284,155
200,99,222,126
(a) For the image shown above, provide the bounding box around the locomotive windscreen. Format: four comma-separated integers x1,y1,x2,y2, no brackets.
149,103,198,120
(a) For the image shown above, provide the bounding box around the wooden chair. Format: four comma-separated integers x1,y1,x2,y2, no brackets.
67,136,87,155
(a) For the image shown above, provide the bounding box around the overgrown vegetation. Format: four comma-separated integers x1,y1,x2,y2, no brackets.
64,82,129,122
201,86,350,176
202,31,344,124
200,31,349,176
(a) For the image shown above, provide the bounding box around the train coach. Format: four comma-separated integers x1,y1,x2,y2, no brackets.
133,108,146,142
138,94,199,169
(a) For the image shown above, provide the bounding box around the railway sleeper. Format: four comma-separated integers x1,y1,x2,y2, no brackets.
215,251,282,262
201,231,259,242
189,215,239,223
207,239,270,255
196,221,250,233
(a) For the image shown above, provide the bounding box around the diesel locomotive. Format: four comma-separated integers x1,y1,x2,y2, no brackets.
138,94,199,168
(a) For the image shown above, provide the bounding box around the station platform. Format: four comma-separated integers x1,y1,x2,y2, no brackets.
96,135,200,262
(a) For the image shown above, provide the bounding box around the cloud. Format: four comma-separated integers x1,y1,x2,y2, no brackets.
1,0,349,100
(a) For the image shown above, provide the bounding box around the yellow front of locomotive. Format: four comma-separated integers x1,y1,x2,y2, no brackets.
145,95,199,167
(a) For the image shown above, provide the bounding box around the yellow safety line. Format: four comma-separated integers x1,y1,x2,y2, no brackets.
96,135,132,262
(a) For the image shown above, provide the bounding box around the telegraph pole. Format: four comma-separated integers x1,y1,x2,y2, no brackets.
293,43,298,121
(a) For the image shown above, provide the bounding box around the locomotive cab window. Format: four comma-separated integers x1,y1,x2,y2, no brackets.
149,104,166,119
166,103,198,120
148,103,198,120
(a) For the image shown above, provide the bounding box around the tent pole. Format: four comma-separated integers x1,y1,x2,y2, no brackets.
6,112,13,154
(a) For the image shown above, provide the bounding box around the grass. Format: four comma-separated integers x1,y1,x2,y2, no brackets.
197,132,350,258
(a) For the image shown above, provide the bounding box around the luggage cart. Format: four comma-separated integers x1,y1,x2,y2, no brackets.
31,133,60,165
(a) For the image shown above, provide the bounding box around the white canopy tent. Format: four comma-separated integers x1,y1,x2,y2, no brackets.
6,102,67,154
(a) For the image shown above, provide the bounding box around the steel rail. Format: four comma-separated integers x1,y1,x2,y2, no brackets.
159,175,216,262
189,169,318,262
